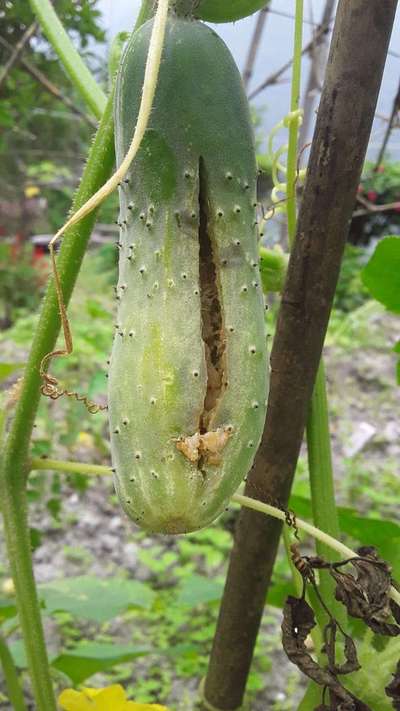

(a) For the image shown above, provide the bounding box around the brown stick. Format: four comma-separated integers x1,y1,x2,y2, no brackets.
242,5,269,91
0,36,96,128
0,22,38,90
203,2,398,709
248,19,332,100
354,194,400,218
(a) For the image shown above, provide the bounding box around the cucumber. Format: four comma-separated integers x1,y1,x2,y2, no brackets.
174,0,270,23
109,15,268,534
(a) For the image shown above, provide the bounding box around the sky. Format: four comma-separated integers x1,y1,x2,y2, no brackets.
96,0,400,160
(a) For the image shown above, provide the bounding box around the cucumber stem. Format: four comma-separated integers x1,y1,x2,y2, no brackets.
31,457,112,477
0,2,170,709
50,0,170,245
286,0,303,245
306,362,346,628
0,89,115,711
28,457,400,607
28,0,107,118
0,632,27,711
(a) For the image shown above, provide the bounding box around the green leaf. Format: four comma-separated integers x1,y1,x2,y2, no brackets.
0,362,23,384
290,495,400,567
267,580,295,609
361,236,400,313
50,642,150,685
39,576,155,623
8,640,27,669
0,599,18,623
176,575,223,607
345,635,400,711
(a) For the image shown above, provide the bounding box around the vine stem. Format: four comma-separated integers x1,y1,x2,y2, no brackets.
0,632,27,711
306,361,345,627
286,0,303,244
31,457,112,477
0,94,115,711
0,4,167,707
135,0,158,29
50,0,170,245
28,0,107,119
28,458,400,607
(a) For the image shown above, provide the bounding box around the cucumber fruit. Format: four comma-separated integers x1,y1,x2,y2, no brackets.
196,0,269,23
174,0,269,23
109,15,268,534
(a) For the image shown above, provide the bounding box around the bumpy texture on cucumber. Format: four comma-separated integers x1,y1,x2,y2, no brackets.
174,0,269,23
109,15,268,534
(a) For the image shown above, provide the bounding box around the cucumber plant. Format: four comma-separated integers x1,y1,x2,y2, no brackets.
2,1,400,709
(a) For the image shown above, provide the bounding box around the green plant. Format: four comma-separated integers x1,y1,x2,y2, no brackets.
362,235,400,382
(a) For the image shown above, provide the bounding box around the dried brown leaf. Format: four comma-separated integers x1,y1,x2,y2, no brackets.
332,548,400,636
323,620,360,676
282,597,360,708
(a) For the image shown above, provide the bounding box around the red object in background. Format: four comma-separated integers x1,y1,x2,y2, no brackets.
376,164,385,174
394,203,400,213
33,245,46,260
367,190,378,202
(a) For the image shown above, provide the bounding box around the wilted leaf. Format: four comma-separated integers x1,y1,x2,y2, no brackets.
323,620,360,676
332,549,400,636
282,597,357,707
289,497,400,577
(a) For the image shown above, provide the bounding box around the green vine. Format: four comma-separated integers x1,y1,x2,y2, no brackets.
0,93,115,710
0,633,26,711
28,0,107,119
28,458,400,607
286,0,304,244
0,2,168,705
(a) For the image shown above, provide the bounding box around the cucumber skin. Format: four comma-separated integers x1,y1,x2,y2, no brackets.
109,16,268,534
174,0,269,23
